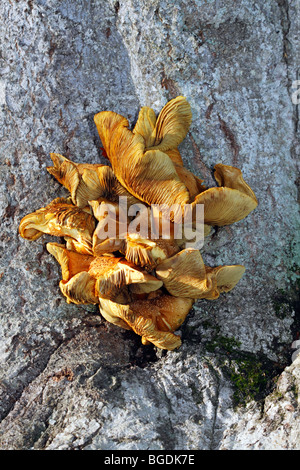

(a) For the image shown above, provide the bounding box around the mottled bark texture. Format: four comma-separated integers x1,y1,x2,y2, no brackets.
0,0,299,450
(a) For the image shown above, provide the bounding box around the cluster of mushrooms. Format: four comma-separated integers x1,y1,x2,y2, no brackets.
19,97,258,350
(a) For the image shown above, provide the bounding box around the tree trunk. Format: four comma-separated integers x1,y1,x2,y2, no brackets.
0,0,299,450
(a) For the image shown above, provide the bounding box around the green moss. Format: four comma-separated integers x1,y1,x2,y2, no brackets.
291,382,299,401
203,329,281,407
205,334,241,354
273,300,290,319
228,358,269,406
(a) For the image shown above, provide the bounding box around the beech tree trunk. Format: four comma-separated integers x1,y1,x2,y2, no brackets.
0,0,299,450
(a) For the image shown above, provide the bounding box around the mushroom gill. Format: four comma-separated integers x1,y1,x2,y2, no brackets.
47,153,141,209
191,163,258,226
19,197,95,254
99,292,194,350
155,248,245,300
90,201,180,268
124,234,179,270
133,96,192,153
47,242,162,304
94,108,190,208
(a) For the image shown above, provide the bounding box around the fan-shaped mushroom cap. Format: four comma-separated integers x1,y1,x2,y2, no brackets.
19,198,95,254
46,243,98,304
214,163,258,203
94,110,190,208
59,271,98,305
133,96,192,153
19,197,70,240
47,154,141,209
205,264,246,293
192,187,257,226
192,186,257,226
146,96,192,152
155,248,213,298
90,257,163,300
99,298,182,350
46,242,94,281
47,154,105,208
142,294,194,333
99,292,194,350
133,99,204,202
156,248,245,299
98,298,133,330
191,163,258,226
19,214,44,241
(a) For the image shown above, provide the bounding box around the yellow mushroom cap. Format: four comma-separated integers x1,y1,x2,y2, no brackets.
46,242,94,281
124,234,179,269
155,248,213,298
94,110,190,208
133,96,192,154
192,186,258,226
133,106,157,148
156,248,245,299
47,153,141,209
19,198,95,254
146,96,193,152
46,242,98,304
59,272,98,305
91,257,163,300
214,163,258,203
205,264,246,293
191,163,258,227
98,292,194,350
47,153,105,208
